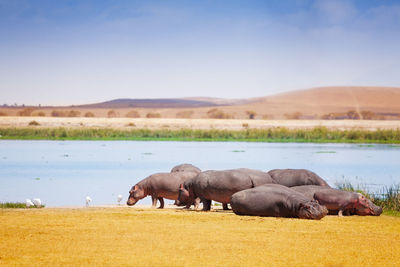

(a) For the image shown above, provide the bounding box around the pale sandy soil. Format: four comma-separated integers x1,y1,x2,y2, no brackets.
1,116,400,130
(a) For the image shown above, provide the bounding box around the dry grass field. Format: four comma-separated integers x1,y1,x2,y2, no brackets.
1,116,400,131
1,207,400,266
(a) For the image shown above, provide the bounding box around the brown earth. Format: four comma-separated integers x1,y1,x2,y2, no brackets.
1,86,400,120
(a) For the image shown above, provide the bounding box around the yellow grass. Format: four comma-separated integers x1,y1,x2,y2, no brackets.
1,207,400,266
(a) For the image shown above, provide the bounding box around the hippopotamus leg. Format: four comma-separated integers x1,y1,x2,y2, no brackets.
151,196,158,208
223,203,229,210
158,197,164,209
194,197,201,210
202,198,212,211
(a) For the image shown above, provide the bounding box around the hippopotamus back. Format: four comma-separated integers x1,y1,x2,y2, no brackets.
268,169,330,187
231,184,328,220
170,163,201,174
291,185,331,199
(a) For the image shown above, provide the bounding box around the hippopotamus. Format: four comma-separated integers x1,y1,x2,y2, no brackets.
170,163,201,174
291,185,383,216
177,168,276,211
313,188,383,216
127,171,198,208
267,169,330,187
291,185,331,199
230,184,328,220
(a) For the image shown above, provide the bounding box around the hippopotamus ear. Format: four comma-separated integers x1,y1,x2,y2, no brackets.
179,184,184,190
134,185,139,191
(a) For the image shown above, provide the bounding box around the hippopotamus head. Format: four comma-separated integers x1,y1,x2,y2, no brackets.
176,183,190,206
297,200,328,220
127,185,145,206
354,193,383,216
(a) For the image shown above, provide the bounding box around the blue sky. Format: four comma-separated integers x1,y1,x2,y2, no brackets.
1,0,400,105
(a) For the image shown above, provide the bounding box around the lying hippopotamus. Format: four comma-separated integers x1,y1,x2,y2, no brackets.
292,185,383,216
230,184,328,220
170,163,201,174
177,168,276,211
268,169,330,187
127,170,198,208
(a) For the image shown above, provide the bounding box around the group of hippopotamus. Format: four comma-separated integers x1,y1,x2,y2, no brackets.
127,164,382,220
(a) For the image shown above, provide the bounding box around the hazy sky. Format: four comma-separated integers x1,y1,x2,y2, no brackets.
1,0,400,105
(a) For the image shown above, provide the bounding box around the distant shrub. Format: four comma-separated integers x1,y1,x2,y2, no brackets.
107,110,118,118
284,112,303,120
347,110,361,120
36,111,46,117
242,123,249,128
18,108,35,116
176,110,194,119
125,110,140,118
67,110,81,117
28,120,40,126
361,110,376,120
127,122,136,127
0,111,7,116
246,110,256,119
51,110,66,117
84,112,95,117
146,112,161,118
207,109,232,119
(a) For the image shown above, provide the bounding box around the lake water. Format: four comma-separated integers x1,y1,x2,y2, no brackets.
1,140,399,206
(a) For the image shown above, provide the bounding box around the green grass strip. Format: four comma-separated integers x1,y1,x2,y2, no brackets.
1,126,400,144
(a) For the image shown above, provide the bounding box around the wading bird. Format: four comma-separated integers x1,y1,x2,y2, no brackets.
117,194,123,205
86,196,92,207
26,199,34,208
32,198,41,207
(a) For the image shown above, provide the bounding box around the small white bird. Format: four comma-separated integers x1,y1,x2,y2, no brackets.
32,198,41,207
86,196,92,207
26,199,34,208
117,194,123,205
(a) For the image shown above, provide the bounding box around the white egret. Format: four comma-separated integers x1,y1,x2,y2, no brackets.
117,194,123,205
26,199,34,208
86,196,92,207
32,198,41,207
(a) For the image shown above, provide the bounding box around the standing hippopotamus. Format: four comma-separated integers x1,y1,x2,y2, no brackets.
268,169,330,187
170,164,201,207
230,184,328,220
177,168,276,211
291,185,383,216
127,171,198,208
313,188,383,216
171,163,201,174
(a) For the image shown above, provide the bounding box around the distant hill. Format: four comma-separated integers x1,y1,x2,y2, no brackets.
79,98,220,108
237,86,400,118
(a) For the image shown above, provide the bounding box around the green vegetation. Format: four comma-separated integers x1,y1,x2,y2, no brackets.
0,202,45,208
336,182,400,213
1,126,400,143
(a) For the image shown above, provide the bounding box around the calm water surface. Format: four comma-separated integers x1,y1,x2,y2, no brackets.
1,140,399,206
